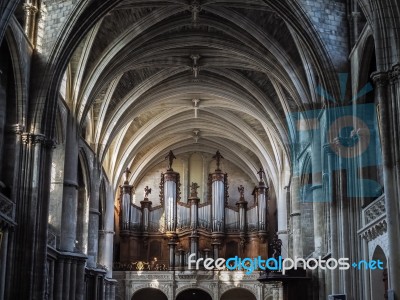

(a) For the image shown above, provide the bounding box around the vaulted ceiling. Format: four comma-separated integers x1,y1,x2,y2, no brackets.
61,0,332,192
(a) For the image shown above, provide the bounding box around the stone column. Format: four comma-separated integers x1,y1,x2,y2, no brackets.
324,144,339,294
0,228,9,300
311,126,326,299
23,2,38,42
75,258,86,300
48,259,55,300
10,133,54,300
290,175,302,259
372,71,400,298
69,259,77,300
87,164,101,268
54,258,64,300
333,137,351,296
62,259,71,300
277,187,289,258
98,185,115,278
60,116,79,252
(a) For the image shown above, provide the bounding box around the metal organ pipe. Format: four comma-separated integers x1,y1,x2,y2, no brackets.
121,168,133,230
212,171,225,233
237,185,248,232
256,168,269,240
164,151,179,270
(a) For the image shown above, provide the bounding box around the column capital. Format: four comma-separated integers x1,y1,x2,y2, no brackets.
21,132,56,148
371,71,389,87
23,3,38,14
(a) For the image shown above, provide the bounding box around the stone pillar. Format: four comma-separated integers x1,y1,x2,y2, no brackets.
333,137,351,296
75,258,86,300
98,185,115,278
290,175,302,259
87,164,101,268
324,144,339,294
63,259,71,300
372,71,400,298
69,259,77,300
0,228,9,300
311,125,326,299
47,258,55,300
60,116,79,252
54,258,64,300
277,187,289,258
23,2,38,42
10,133,54,300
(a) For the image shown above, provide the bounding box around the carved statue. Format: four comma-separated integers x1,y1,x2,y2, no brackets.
213,150,224,170
124,167,131,183
165,150,176,170
238,185,245,198
190,182,200,197
144,186,152,198
271,234,282,259
257,167,265,182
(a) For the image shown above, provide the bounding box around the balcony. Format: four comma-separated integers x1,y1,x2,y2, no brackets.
0,193,16,227
358,194,387,242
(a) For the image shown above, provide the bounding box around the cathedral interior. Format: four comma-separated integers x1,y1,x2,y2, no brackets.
0,0,399,299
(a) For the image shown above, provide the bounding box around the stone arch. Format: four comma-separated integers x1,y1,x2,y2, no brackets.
132,288,168,300
220,284,257,300
132,283,171,300
370,245,388,300
220,288,257,300
176,288,213,300
175,285,213,299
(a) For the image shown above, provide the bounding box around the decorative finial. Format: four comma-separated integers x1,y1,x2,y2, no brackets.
165,150,176,170
213,150,224,171
144,186,152,199
257,167,265,182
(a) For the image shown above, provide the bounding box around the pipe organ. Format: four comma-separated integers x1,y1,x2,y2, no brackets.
118,151,270,270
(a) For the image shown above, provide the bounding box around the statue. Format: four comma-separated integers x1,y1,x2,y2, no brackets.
190,182,200,197
124,167,131,183
144,186,152,199
257,167,265,182
213,150,224,171
165,150,176,170
238,185,245,198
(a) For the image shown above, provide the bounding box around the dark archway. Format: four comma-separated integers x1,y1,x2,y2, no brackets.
371,246,388,300
176,289,212,300
221,288,256,300
132,288,168,300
